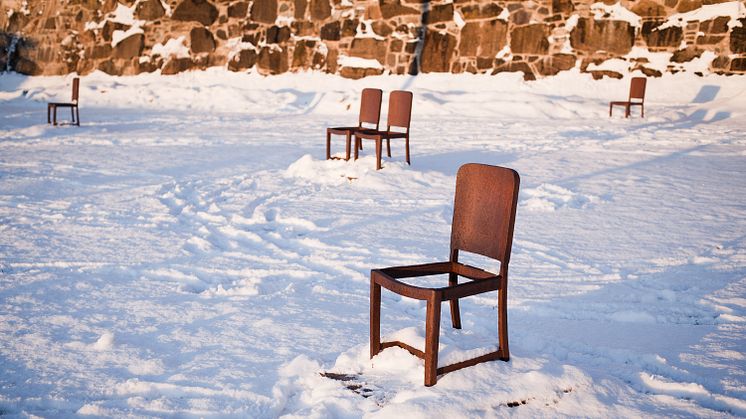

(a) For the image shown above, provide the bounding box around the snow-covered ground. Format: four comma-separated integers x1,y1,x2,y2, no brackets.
1,69,745,417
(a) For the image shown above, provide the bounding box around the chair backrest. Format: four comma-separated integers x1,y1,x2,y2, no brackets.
72,77,80,103
450,163,520,265
359,88,383,129
629,77,646,103
386,90,413,131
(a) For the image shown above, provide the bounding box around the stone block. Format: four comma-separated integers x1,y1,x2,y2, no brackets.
266,25,291,44
190,27,216,53
310,0,332,20
511,23,550,55
572,18,634,54
228,48,258,70
228,1,249,18
172,0,218,25
380,0,419,20
459,3,502,20
251,0,278,24
161,57,193,74
321,21,341,40
135,0,166,20
642,21,682,48
350,37,387,62
536,53,576,75
632,0,666,17
339,66,384,79
670,47,702,62
113,33,144,59
257,46,289,74
730,18,746,53
421,30,457,72
425,3,454,24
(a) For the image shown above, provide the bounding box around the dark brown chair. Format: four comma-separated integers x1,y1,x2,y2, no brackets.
326,88,382,161
609,77,646,118
370,163,520,386
354,90,412,170
47,77,80,126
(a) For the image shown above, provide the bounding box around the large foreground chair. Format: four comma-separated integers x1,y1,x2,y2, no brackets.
370,163,520,386
609,77,646,118
47,77,80,126
326,88,382,161
354,90,412,170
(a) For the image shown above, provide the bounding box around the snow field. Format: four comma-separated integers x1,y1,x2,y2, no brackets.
1,69,745,417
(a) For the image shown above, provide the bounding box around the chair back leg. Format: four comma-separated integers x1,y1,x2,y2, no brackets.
405,135,411,165
448,272,462,329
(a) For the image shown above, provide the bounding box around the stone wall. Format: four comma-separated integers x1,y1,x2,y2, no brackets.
1,0,745,79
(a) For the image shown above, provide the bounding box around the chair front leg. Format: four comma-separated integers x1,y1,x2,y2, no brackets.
425,292,442,386
76,106,80,126
498,286,509,361
345,132,351,161
386,138,391,157
47,105,51,124
354,137,360,160
370,279,382,359
375,137,382,170
53,106,58,125
326,131,331,160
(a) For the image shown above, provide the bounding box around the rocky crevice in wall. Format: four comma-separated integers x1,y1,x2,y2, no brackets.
1,0,745,79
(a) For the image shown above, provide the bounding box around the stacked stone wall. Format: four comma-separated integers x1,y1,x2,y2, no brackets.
1,0,744,78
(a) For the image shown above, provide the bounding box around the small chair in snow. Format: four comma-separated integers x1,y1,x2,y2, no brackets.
47,77,80,126
354,90,412,170
326,88,382,161
370,163,520,386
609,77,646,118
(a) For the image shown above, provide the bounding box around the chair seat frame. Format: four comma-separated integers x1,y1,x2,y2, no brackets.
370,256,510,386
47,101,80,126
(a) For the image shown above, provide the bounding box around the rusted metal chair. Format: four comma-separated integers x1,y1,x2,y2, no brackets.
47,77,80,126
326,88,382,161
370,163,520,386
354,90,412,170
609,77,646,118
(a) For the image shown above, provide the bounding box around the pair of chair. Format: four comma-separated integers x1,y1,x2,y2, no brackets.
370,163,520,386
326,89,413,170
609,77,646,118
47,77,81,126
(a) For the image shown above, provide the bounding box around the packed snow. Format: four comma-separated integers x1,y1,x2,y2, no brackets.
1,68,745,417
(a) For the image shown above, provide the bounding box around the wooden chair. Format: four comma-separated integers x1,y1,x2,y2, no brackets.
354,90,412,170
609,77,646,118
370,163,520,386
326,88,382,161
47,77,80,126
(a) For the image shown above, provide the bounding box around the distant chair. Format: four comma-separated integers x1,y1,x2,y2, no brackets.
326,88,382,161
47,77,80,126
609,77,646,118
354,90,412,170
370,163,520,386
